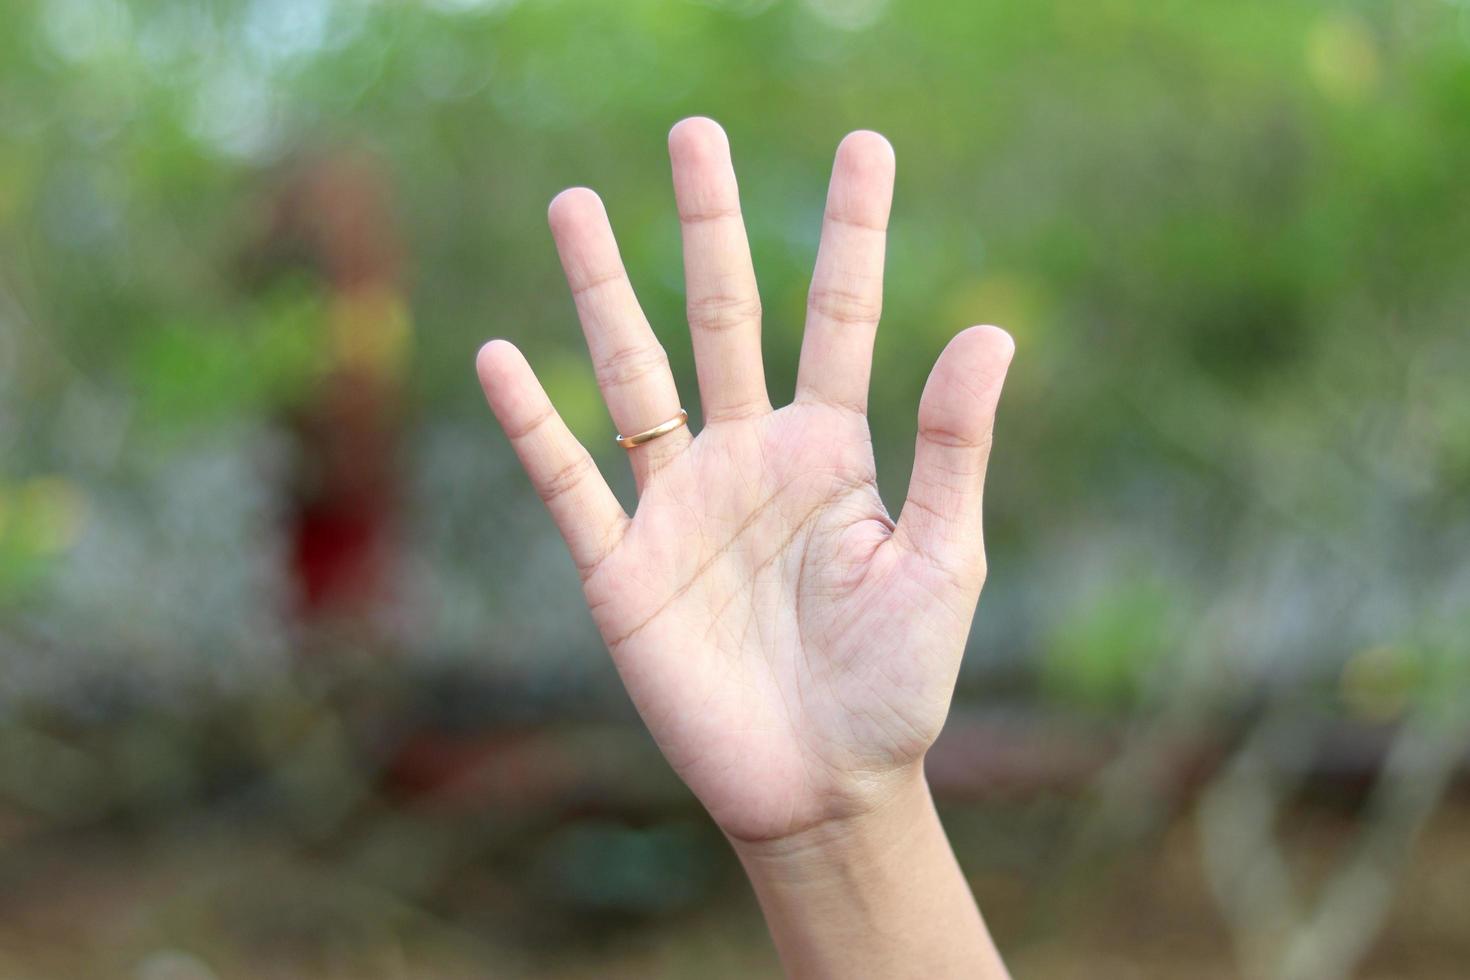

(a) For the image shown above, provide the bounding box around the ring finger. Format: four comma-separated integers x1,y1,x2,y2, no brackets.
547,187,691,492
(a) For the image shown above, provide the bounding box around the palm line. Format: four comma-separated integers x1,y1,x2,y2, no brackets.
603,433,877,657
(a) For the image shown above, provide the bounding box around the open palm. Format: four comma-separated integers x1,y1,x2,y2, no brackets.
477,118,1013,844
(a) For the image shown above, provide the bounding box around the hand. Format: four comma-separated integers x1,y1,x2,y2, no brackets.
476,118,1013,846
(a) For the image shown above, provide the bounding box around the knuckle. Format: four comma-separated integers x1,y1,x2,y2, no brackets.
917,421,991,453
570,268,624,298
506,405,556,442
538,454,594,505
687,291,762,333
807,284,882,327
679,205,743,226
595,343,669,389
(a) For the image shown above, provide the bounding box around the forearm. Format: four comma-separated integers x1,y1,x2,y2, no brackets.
731,766,1009,980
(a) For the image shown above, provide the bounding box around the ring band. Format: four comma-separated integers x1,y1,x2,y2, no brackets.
616,409,689,449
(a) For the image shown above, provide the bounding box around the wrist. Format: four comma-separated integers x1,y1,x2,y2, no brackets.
727,763,932,880
729,763,1010,979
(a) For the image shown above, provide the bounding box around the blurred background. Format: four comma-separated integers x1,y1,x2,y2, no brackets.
2,0,1469,976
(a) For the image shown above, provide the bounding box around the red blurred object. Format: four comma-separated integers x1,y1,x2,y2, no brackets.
285,350,402,622
253,150,411,626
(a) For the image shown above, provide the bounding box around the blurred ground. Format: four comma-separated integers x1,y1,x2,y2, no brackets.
3,794,1469,979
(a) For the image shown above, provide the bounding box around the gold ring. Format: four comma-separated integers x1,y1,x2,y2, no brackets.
616,409,689,449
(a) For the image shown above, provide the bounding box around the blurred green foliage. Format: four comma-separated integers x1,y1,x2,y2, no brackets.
1042,573,1186,708
3,0,1469,696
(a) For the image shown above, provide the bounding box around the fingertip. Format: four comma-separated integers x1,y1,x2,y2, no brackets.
836,129,896,176
668,116,730,161
962,324,1016,365
547,186,604,231
476,338,524,389
926,325,1014,417
825,130,895,228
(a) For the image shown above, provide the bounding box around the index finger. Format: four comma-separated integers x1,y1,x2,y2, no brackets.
794,131,896,416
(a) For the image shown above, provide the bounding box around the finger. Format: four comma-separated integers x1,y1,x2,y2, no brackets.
892,326,1014,592
794,130,895,415
476,339,629,577
668,117,770,423
548,187,690,491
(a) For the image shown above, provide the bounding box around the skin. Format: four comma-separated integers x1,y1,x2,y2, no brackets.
476,117,1012,979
